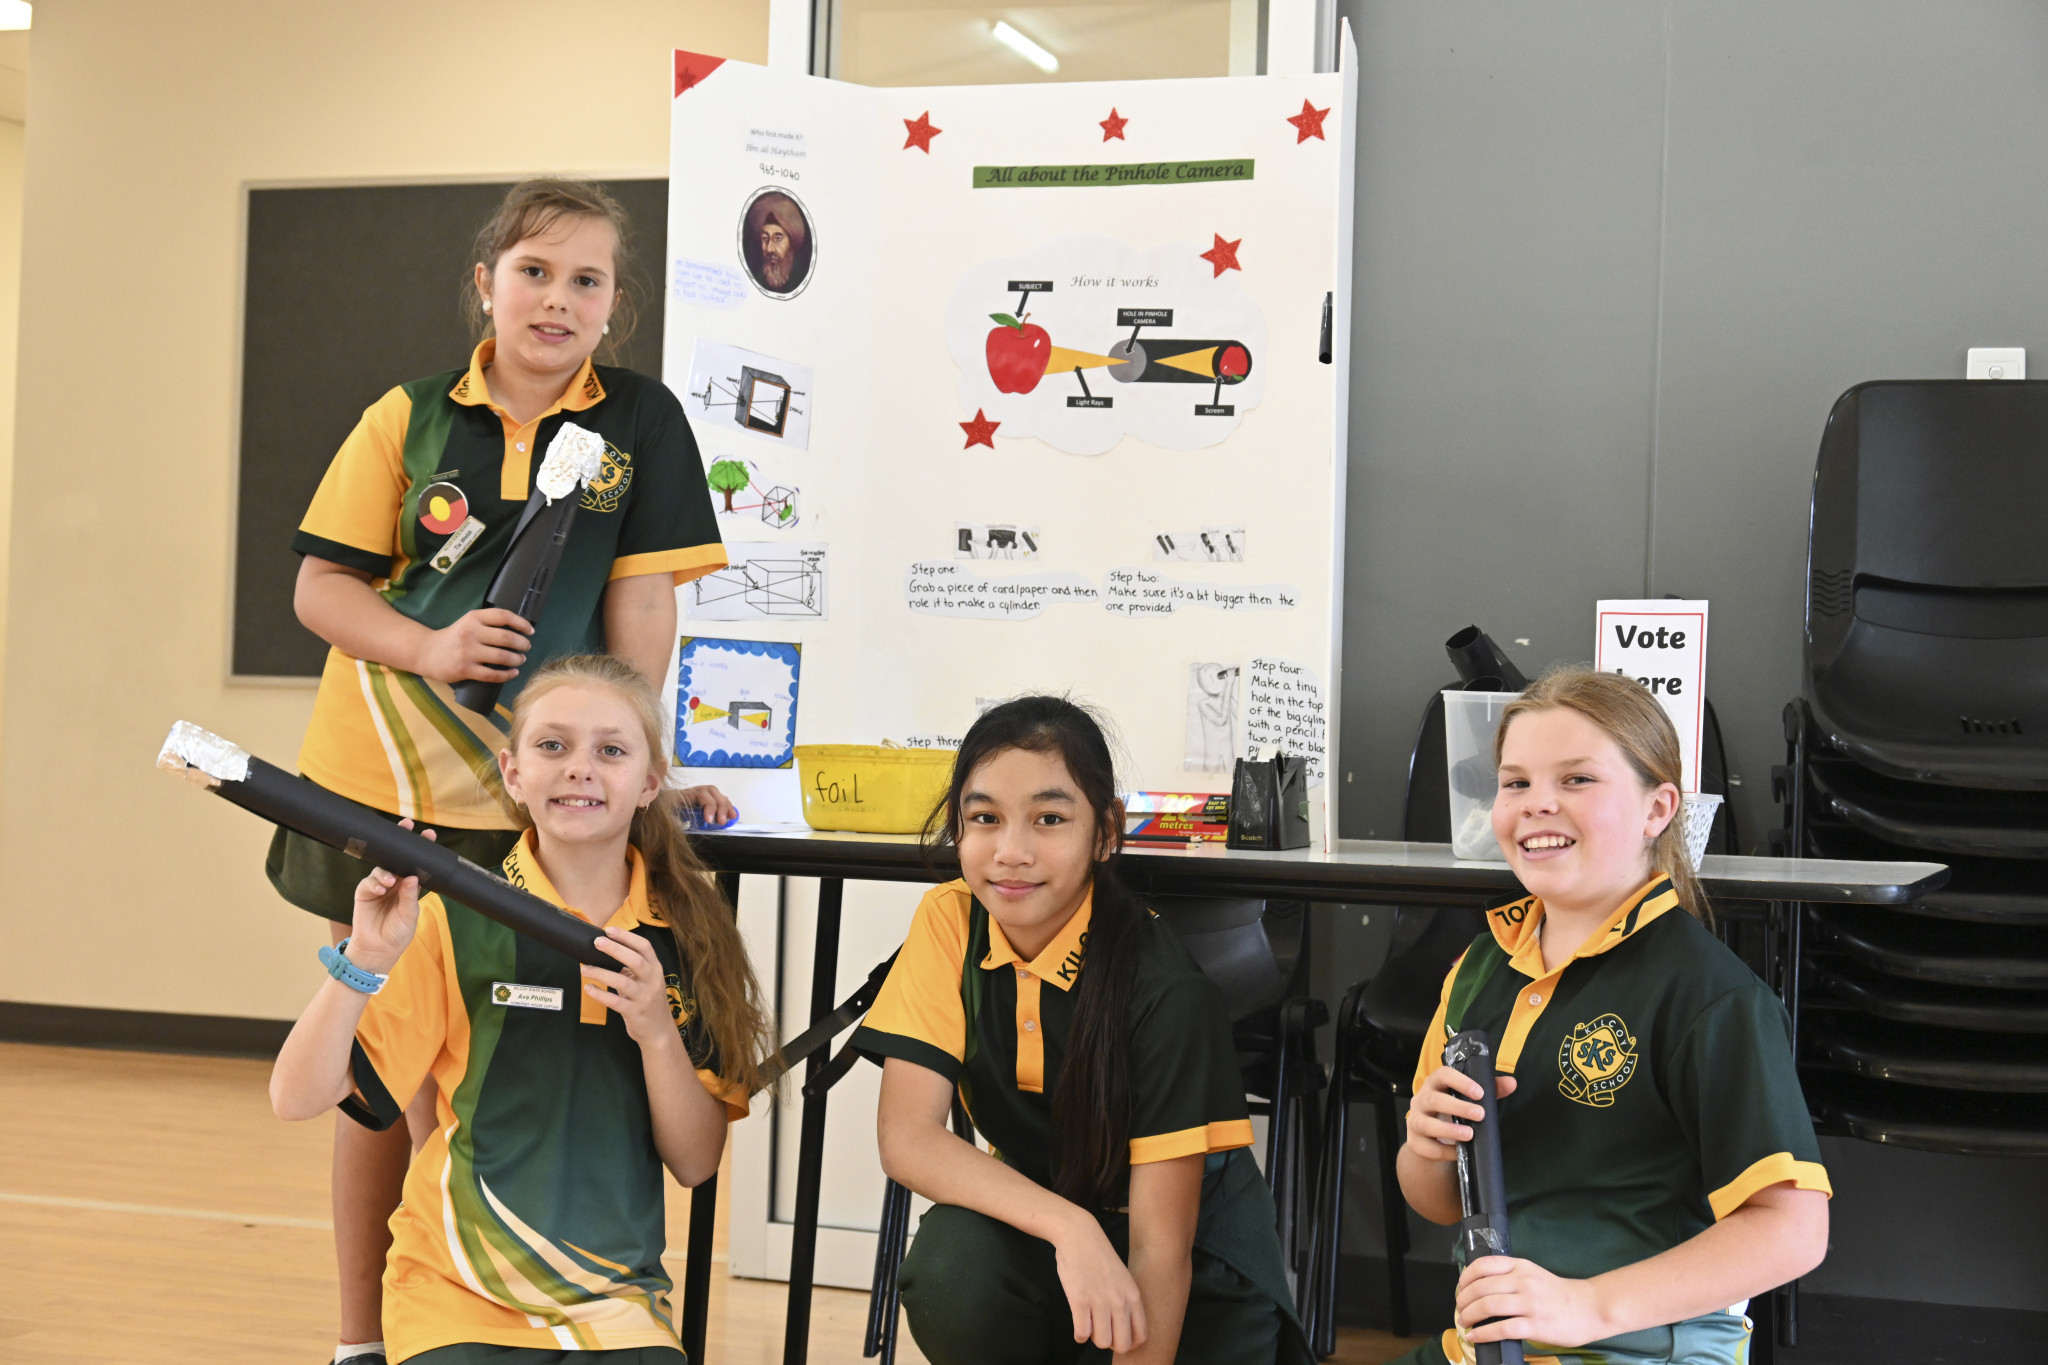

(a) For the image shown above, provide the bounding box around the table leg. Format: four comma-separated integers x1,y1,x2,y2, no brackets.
782,876,844,1365
682,1171,717,1365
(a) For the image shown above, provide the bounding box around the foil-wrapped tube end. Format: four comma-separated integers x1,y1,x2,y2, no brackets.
536,422,606,503
157,720,252,786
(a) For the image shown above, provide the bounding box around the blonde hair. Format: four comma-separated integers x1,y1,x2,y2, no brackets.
508,655,772,1096
1493,667,1709,923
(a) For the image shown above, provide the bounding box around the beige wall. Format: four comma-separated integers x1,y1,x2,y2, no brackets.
0,1,767,1019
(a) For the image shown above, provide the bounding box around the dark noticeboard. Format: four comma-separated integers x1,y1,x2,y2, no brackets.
233,178,669,678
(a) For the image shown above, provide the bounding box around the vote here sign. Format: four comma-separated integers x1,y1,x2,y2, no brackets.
1593,600,1709,791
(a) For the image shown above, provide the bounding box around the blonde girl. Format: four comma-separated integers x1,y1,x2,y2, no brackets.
272,655,770,1365
1396,668,1830,1365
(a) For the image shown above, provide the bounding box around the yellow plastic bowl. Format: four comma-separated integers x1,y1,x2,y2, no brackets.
795,745,956,834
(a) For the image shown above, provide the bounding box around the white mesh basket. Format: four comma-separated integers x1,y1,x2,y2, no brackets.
1682,793,1723,870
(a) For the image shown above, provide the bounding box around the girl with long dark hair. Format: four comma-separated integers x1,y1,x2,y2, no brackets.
853,696,1311,1364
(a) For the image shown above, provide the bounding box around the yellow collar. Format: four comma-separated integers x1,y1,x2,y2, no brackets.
981,887,1093,992
448,338,607,414
1491,875,1680,978
501,829,660,931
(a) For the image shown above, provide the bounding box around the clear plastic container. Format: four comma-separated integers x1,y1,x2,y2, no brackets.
1443,690,1519,861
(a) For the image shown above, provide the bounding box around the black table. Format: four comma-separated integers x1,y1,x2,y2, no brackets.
682,830,1948,1365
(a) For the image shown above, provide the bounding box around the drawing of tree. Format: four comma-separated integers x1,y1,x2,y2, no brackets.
707,459,751,512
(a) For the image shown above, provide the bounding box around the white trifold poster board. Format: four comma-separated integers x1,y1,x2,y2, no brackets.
662,40,1356,1285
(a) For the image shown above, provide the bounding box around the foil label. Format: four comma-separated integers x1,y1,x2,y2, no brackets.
537,422,605,503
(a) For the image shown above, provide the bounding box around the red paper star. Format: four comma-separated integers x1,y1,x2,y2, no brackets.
903,111,943,153
960,409,1000,448
1199,234,1242,277
1099,107,1128,141
673,52,726,97
1286,99,1330,143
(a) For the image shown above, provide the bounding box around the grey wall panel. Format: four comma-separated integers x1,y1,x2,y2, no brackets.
1339,2,1668,837
1650,1,2048,843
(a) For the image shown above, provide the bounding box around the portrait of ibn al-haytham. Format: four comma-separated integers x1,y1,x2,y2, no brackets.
739,188,816,299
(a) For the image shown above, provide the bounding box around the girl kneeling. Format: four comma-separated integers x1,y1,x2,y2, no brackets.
854,696,1313,1365
271,654,771,1365
1398,668,1829,1365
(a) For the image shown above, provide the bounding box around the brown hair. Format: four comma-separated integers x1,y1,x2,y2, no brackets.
1493,667,1710,923
464,177,640,363
507,655,772,1096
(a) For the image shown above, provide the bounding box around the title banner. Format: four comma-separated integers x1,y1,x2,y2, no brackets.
972,159,1255,189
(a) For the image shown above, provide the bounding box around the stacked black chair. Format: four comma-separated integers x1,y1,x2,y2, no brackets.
1776,379,2048,1160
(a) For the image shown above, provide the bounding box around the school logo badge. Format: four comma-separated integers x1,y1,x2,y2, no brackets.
1559,1012,1638,1107
581,443,632,513
493,984,512,1003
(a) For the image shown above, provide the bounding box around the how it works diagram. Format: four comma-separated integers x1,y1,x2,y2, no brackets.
947,234,1268,455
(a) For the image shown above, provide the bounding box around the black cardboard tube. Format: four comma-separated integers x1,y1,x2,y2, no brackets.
1445,1028,1525,1365
452,490,581,717
1445,625,1530,692
203,754,608,968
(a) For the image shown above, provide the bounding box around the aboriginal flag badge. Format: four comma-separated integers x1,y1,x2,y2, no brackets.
419,482,468,535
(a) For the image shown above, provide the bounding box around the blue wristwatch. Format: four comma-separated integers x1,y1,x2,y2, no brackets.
318,937,389,995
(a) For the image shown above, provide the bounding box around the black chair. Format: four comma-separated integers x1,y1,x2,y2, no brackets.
1804,380,2048,790
1806,825,2048,926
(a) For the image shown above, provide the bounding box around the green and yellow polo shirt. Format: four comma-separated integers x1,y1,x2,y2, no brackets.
1413,877,1831,1361
852,880,1256,1197
293,340,726,828
343,831,746,1363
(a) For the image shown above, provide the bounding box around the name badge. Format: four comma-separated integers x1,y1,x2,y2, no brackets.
431,516,487,573
491,982,564,1010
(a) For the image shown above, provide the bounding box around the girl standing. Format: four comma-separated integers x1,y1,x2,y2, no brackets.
854,695,1313,1364
271,654,770,1365
276,178,731,1365
1398,669,1830,1365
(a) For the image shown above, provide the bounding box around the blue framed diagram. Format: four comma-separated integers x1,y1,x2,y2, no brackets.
675,636,801,769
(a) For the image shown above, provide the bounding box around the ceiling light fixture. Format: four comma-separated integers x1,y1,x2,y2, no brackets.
0,3,30,31
991,21,1057,74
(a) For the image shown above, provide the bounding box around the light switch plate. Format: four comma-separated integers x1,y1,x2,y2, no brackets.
1967,347,2026,380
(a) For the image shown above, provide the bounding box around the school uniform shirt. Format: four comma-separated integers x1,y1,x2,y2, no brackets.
1412,876,1831,1363
852,880,1256,1194
292,340,725,828
343,831,747,1363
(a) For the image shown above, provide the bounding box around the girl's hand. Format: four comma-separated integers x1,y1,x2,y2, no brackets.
1405,1065,1517,1163
1052,1211,1148,1352
581,926,679,1049
348,822,434,974
677,784,736,827
416,607,533,685
1456,1255,1608,1349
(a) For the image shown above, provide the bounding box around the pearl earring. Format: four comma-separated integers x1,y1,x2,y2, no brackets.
602,323,610,335
481,299,492,314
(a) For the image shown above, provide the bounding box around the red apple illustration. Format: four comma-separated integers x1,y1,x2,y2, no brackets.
985,312,1050,394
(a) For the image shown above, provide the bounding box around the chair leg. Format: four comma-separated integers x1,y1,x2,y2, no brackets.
865,1179,912,1359
1307,1084,1349,1358
1374,1095,1410,1340
681,1171,717,1365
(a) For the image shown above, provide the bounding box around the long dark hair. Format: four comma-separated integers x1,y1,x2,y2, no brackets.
926,696,1145,1210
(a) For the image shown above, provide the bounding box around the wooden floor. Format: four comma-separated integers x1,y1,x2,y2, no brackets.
0,1041,1424,1363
